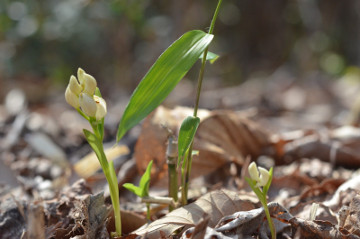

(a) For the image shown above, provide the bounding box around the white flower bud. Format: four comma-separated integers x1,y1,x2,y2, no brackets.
257,167,270,187
94,95,107,121
82,73,97,95
248,162,270,187
65,85,80,108
248,162,260,182
79,93,97,117
69,75,82,95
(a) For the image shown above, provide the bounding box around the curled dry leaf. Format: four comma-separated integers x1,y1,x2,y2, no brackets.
215,202,292,238
133,189,256,238
134,106,272,185
277,125,360,167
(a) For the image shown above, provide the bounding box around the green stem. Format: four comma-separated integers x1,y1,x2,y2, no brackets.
182,0,223,205
108,161,122,237
92,125,121,237
260,200,276,239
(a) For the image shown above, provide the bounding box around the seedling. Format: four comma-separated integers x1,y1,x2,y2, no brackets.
65,68,122,237
245,162,276,239
123,160,153,220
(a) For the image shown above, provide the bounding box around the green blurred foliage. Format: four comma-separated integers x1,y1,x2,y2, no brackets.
0,0,360,97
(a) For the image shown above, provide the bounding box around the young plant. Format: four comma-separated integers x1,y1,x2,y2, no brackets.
65,68,122,237
245,162,276,239
115,3,221,208
123,160,153,220
178,0,223,205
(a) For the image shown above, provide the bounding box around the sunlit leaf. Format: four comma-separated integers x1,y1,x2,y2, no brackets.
123,160,153,198
123,183,142,197
178,116,200,165
117,30,213,142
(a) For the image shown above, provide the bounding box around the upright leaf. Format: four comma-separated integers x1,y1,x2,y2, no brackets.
139,160,153,197
117,30,213,142
83,129,108,169
123,160,153,198
178,116,200,165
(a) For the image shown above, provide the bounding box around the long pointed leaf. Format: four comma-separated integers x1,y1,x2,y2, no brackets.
177,116,200,165
117,30,213,142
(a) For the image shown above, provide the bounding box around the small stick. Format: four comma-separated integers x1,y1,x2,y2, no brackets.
166,132,178,211
141,196,178,209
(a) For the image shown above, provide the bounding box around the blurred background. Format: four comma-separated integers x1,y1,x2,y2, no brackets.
1,0,360,104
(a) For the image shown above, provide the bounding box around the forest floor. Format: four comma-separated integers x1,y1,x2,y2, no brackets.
1,71,360,239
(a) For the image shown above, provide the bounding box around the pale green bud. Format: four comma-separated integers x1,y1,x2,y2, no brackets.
94,95,107,121
69,75,82,95
65,85,80,108
79,93,97,117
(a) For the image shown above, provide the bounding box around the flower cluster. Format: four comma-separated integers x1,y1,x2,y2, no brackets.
248,161,270,187
65,68,107,121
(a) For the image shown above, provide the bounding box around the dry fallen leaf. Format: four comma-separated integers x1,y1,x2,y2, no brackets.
215,202,292,238
133,189,256,238
134,106,272,185
342,193,360,236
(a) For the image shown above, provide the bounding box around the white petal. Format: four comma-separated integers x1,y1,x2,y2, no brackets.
69,75,81,95
79,93,97,117
94,95,107,121
82,73,97,95
65,85,79,108
258,167,270,187
248,162,260,182
77,68,85,84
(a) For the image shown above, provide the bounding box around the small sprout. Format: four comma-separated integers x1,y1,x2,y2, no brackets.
123,160,153,220
245,162,276,239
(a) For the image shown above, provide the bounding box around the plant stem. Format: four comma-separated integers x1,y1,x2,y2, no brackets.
181,0,223,205
167,135,178,211
91,125,122,237
261,200,276,239
108,161,122,237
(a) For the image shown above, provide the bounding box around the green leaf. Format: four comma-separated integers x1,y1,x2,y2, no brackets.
83,129,108,169
117,30,214,142
199,51,219,64
123,160,153,198
139,160,153,197
123,183,142,197
262,167,273,196
177,116,200,165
